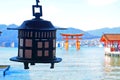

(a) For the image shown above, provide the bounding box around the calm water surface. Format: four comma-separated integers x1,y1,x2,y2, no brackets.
0,47,120,80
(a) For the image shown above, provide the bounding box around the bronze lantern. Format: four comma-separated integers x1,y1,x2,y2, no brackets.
8,0,62,69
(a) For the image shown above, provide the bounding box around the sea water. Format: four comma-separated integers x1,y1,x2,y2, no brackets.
0,47,120,80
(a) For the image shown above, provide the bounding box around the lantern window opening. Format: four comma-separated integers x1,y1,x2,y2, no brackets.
45,41,49,48
25,50,32,59
19,49,23,58
28,31,31,38
44,50,49,57
38,42,42,48
25,39,32,47
53,39,56,47
37,50,42,57
53,50,56,58
20,39,24,47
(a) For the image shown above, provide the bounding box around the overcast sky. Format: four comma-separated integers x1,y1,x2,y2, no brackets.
0,0,120,31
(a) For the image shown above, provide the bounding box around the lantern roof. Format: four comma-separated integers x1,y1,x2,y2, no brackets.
8,19,56,30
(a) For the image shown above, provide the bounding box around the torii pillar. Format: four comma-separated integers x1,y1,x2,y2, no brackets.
61,34,83,50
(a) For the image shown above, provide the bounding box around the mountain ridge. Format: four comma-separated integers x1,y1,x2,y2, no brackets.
87,27,120,37
0,24,120,47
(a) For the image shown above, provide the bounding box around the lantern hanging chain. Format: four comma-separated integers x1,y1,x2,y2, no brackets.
36,0,40,6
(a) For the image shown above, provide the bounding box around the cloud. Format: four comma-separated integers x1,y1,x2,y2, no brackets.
87,0,118,6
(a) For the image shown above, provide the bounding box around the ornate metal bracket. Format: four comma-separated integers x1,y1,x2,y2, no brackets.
32,0,42,18
36,0,40,6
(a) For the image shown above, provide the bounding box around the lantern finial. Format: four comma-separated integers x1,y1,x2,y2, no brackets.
33,0,42,18
36,0,40,6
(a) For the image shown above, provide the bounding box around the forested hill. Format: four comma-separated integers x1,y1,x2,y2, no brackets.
0,24,120,47
87,27,120,37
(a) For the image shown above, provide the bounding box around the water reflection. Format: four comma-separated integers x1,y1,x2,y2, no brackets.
2,47,120,80
104,55,120,79
105,55,120,67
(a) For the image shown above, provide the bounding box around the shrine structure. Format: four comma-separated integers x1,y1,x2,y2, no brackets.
100,34,120,56
61,34,83,50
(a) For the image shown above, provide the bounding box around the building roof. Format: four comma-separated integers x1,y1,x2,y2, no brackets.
100,34,120,42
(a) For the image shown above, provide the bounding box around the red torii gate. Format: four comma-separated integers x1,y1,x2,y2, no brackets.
61,33,83,50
